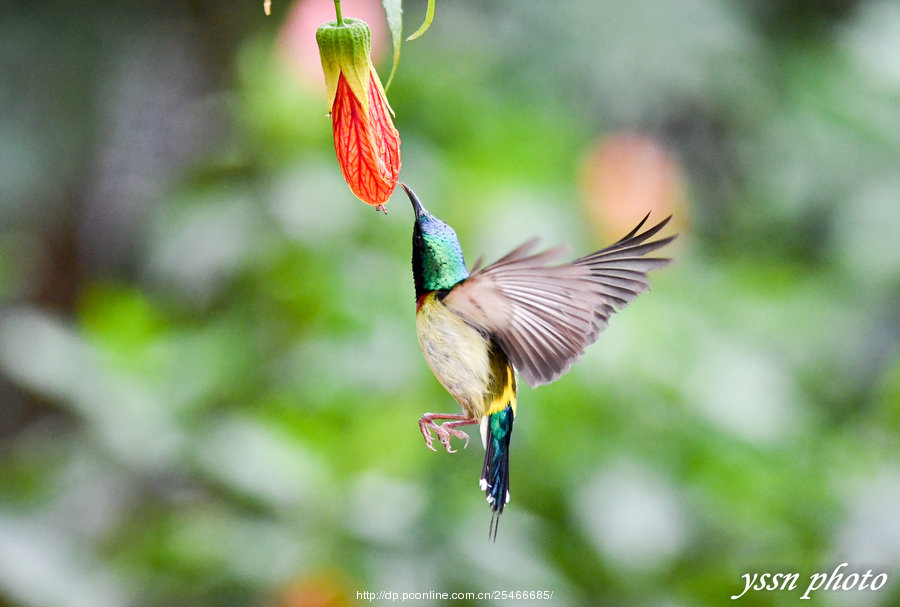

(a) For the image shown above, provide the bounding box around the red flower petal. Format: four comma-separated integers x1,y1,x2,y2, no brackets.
331,72,401,208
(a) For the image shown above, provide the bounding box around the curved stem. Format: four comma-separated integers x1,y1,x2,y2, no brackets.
333,0,343,25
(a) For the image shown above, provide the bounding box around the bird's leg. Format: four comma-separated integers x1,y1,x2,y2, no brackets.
419,413,478,453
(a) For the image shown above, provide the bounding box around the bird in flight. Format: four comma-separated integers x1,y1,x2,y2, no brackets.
403,184,676,538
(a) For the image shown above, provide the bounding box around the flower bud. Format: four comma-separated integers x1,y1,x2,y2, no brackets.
317,18,401,211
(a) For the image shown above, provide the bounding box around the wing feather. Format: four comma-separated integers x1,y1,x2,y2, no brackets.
443,215,676,387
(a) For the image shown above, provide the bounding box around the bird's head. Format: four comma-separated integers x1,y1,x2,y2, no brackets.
402,184,469,299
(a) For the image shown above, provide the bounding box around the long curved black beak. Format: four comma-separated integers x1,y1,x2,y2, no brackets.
401,183,426,218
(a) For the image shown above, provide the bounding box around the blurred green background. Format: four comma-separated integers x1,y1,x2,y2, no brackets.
2,1,900,606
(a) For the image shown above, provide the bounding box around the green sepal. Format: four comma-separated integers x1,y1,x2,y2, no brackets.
316,18,373,114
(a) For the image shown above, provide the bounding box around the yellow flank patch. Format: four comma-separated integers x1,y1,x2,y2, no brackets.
487,363,517,416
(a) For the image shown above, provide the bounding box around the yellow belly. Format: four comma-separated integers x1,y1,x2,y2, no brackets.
416,293,516,419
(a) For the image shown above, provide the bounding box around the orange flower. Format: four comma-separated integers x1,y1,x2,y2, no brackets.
317,18,401,212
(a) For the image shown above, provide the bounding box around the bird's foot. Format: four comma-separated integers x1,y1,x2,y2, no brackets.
375,204,387,214
418,414,477,453
420,419,467,453
436,423,470,453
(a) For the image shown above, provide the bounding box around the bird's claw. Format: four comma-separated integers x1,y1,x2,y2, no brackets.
419,418,469,453
419,419,438,452
442,423,470,450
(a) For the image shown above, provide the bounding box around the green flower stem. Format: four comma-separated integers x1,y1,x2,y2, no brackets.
333,0,343,26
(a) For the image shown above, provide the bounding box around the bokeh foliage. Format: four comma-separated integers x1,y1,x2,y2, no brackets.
1,1,900,606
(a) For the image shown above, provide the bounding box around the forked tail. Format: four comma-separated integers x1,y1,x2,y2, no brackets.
480,404,514,541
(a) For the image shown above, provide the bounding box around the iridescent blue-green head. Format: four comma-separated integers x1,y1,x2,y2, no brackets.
402,184,469,299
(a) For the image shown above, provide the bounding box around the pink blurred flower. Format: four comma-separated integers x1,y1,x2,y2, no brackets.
580,134,688,240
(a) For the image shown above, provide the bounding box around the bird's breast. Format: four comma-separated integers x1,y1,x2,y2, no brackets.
416,293,495,418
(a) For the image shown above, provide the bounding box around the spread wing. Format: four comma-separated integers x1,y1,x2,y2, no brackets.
443,214,676,388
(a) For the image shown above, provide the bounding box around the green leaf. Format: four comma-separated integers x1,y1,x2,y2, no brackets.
381,0,403,89
406,0,435,41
